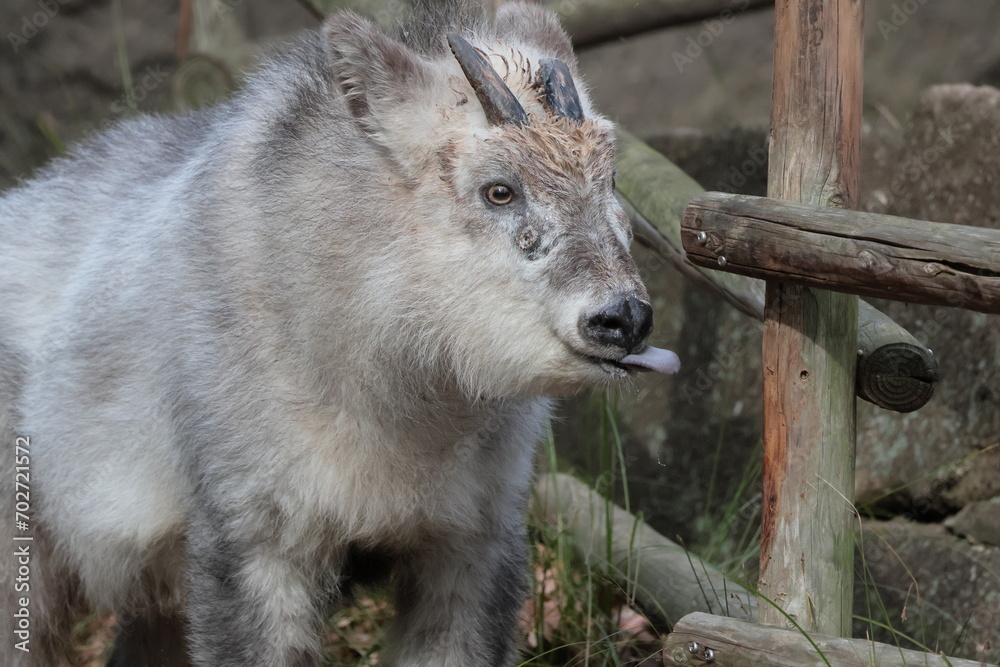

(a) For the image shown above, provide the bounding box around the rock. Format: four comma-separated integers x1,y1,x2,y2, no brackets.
577,1,1000,136
855,85,1000,514
0,0,317,189
646,127,769,196
868,84,1000,226
946,444,1000,506
854,519,1000,664
946,497,1000,547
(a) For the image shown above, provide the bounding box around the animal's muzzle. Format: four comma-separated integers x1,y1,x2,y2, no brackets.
580,294,653,355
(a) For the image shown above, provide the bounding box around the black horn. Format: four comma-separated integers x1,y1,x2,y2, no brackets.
447,33,528,127
538,58,584,122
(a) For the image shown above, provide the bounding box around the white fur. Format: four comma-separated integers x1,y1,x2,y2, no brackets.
0,4,653,665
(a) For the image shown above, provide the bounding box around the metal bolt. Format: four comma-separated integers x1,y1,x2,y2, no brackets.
717,256,727,267
687,641,700,654
696,231,708,245
702,648,716,662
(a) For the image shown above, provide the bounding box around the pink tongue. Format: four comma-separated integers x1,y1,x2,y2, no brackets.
620,347,681,374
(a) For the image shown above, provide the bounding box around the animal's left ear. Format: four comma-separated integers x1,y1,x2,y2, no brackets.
324,11,433,138
493,3,578,71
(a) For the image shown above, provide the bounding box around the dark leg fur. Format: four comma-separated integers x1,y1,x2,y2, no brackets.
106,612,191,667
183,510,325,666
389,527,530,666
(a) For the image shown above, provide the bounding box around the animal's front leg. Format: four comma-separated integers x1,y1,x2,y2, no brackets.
388,527,529,667
184,510,326,667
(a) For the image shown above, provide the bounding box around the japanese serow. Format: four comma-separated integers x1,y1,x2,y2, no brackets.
0,2,679,665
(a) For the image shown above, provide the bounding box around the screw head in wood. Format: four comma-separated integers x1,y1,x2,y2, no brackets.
717,256,727,267
702,648,715,662
687,641,700,654
696,231,708,245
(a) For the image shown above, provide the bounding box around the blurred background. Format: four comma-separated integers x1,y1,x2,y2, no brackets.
2,0,998,663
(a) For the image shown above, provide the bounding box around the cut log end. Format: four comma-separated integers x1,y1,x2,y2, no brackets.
856,342,939,412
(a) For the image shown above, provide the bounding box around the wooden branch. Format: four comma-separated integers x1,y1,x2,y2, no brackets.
756,0,862,636
662,612,985,666
532,474,757,626
615,130,937,413
682,192,1000,314
539,0,774,49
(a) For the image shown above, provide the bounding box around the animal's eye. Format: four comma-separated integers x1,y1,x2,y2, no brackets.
484,183,515,206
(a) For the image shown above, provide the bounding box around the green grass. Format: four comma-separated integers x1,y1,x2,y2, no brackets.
522,425,662,666
529,391,999,666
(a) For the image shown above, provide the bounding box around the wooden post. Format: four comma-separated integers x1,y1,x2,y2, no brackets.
757,0,863,636
617,131,939,413
542,0,775,48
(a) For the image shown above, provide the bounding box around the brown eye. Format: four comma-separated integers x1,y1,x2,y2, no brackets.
485,184,514,206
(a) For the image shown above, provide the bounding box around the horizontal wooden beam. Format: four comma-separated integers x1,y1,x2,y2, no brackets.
682,192,1000,314
615,132,938,413
541,0,774,49
662,612,985,666
312,0,774,48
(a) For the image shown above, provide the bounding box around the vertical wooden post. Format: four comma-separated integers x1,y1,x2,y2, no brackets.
757,0,864,637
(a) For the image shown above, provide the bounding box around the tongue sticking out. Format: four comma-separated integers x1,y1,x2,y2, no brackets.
619,347,681,375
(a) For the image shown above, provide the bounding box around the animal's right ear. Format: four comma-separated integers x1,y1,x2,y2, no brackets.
324,12,431,134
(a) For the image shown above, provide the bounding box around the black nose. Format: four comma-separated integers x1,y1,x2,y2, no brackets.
581,295,653,354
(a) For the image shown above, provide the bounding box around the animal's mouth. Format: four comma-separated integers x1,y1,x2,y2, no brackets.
589,356,631,378
584,346,681,376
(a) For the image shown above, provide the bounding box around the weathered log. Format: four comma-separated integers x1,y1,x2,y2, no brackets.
532,473,757,626
756,0,862,636
540,0,774,48
310,0,774,47
662,612,986,666
854,304,938,412
682,191,1000,315
615,130,938,413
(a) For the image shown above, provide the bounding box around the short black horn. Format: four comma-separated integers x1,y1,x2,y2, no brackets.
447,33,528,127
538,58,584,121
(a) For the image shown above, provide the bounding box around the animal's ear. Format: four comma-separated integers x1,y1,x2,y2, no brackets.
493,3,577,70
323,11,432,132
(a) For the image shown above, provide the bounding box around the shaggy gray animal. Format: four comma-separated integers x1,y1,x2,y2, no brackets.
0,2,679,665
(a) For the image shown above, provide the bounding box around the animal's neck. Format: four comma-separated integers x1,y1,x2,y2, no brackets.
356,366,520,444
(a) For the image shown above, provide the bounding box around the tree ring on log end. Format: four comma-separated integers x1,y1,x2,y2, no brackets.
856,342,939,413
